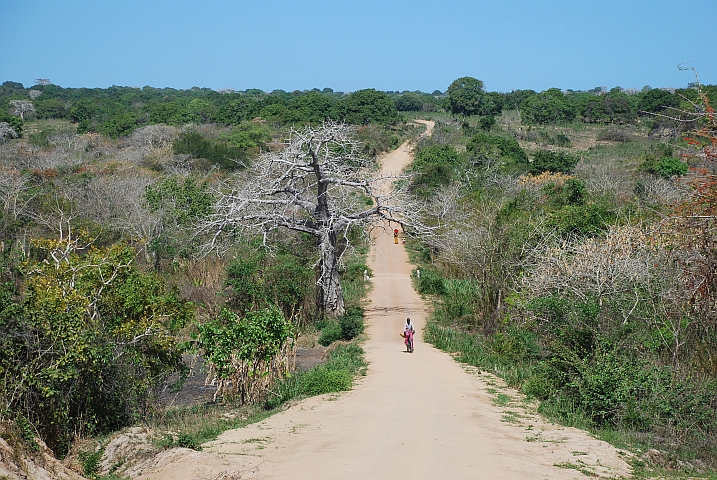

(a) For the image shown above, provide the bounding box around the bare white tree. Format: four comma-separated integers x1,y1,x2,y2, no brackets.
0,169,33,226
517,222,714,364
28,90,42,100
47,129,86,151
127,124,179,151
197,121,426,316
9,100,35,121
0,122,18,142
78,173,164,263
521,224,654,306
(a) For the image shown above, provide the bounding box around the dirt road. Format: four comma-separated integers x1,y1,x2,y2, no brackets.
139,121,631,479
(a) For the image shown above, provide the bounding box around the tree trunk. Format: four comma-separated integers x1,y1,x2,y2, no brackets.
316,230,345,317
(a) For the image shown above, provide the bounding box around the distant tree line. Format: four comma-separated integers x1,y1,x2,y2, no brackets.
503,84,717,126
0,82,403,139
3,78,715,142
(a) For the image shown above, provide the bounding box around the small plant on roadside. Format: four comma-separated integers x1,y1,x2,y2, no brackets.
193,305,294,404
78,447,104,479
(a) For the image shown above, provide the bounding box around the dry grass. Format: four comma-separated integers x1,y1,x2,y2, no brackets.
518,171,576,186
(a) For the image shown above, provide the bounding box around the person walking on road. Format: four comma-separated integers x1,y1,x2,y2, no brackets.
404,318,415,353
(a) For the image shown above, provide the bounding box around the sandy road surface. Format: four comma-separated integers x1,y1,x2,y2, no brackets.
139,121,631,479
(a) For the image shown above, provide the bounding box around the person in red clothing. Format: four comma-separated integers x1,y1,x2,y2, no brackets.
404,318,415,353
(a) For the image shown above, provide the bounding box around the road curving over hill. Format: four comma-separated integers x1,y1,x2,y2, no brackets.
140,120,632,480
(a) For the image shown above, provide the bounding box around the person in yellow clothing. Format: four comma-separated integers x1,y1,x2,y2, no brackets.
394,229,399,244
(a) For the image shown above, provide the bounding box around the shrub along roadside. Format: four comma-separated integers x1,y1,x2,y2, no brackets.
317,306,365,346
419,265,717,473
265,343,367,410
136,340,367,454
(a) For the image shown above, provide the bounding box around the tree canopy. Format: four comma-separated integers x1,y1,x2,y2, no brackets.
447,77,486,117
520,88,578,124
336,89,399,125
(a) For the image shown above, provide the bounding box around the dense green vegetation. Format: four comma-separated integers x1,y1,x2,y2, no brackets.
0,239,192,455
2,74,717,477
1,81,406,141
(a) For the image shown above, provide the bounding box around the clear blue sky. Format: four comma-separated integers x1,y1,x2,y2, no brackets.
1,0,714,93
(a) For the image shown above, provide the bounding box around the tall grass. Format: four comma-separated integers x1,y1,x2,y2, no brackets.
423,315,533,390
266,343,367,410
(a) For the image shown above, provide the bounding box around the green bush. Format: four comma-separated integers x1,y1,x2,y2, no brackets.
529,150,579,174
173,131,246,170
542,178,586,206
641,155,688,178
477,115,496,131
638,88,679,114
0,240,191,456
323,343,367,374
225,246,314,318
318,319,342,346
0,111,23,137
225,122,271,151
567,352,647,426
495,189,538,225
409,143,461,197
466,133,528,163
98,112,141,138
521,88,578,124
410,163,454,197
492,328,540,363
412,144,461,170
353,125,401,158
638,144,688,178
176,432,202,450
546,203,614,237
415,267,446,295
300,367,352,396
345,262,371,281
339,306,365,341
394,93,424,112
442,278,481,320
336,89,399,125
155,432,202,451
79,447,104,478
521,362,559,400
581,89,637,124
195,306,292,385
282,92,335,124
316,308,364,347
